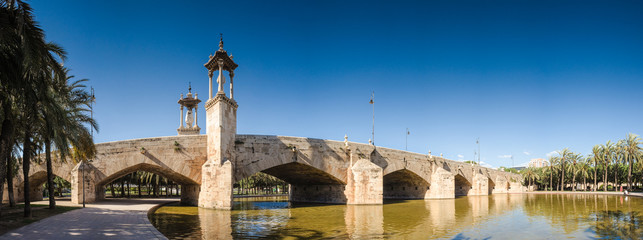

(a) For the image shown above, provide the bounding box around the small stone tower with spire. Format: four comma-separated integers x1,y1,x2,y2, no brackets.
177,84,201,135
199,34,238,209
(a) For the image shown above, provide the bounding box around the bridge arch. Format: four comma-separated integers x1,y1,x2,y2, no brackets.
455,173,472,196
383,169,430,199
14,171,71,202
488,177,496,195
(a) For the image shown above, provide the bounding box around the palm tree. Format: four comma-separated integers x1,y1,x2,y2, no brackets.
612,140,625,191
522,167,540,191
0,0,68,217
557,148,571,191
602,141,614,191
623,133,642,191
567,152,581,191
548,156,559,191
576,156,591,191
591,145,602,191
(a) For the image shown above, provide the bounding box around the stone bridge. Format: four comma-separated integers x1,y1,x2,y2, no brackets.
3,40,524,208
4,134,524,207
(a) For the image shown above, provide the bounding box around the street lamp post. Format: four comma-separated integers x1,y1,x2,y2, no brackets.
369,91,375,145
83,87,96,208
82,161,85,208
405,128,409,151
476,138,480,165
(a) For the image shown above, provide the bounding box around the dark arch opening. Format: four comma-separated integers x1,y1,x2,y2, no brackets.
21,171,71,202
235,162,347,204
96,163,198,201
455,174,472,196
383,169,430,200
488,177,496,195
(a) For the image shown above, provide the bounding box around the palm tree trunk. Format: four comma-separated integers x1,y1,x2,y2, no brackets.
22,129,33,217
6,156,15,207
137,176,142,198
120,178,125,198
0,101,15,216
628,158,632,191
110,183,116,197
604,163,608,191
594,160,597,191
45,141,56,209
561,166,565,191
614,164,618,191
572,169,576,191
550,168,553,191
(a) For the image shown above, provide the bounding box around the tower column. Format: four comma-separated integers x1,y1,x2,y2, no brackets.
229,71,234,99
180,105,184,128
217,60,225,93
208,71,213,99
194,106,199,128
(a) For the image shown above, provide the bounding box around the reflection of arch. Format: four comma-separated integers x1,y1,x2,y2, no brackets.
454,174,472,196
96,163,198,187
383,169,430,199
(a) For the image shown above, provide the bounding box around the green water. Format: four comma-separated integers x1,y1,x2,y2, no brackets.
150,194,643,239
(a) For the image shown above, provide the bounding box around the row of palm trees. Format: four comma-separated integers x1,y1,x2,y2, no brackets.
234,172,289,195
522,133,642,192
104,171,181,198
1,0,97,217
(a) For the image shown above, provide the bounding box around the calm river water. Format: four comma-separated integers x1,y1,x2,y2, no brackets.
150,194,643,239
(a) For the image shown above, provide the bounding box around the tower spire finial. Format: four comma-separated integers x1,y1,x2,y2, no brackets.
189,82,192,93
219,33,224,50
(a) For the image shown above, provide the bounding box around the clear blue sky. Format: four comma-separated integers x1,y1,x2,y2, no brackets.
32,0,643,168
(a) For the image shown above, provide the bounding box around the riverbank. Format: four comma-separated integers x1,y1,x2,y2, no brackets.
0,198,175,239
526,191,643,198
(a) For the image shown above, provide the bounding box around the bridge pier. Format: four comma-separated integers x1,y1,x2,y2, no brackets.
492,176,509,194
199,160,233,209
345,159,383,204
469,173,490,196
71,162,99,204
198,91,237,209
427,167,454,199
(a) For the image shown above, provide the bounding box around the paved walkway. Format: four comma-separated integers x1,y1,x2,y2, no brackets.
0,198,176,240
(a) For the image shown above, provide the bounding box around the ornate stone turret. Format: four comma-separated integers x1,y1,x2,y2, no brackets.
199,35,238,209
177,84,202,135
204,34,238,99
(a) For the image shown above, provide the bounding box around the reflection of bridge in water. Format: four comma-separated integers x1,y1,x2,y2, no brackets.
3,39,524,208
154,194,643,239
153,194,529,239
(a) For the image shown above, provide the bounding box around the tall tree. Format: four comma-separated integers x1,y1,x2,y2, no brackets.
623,133,642,191
1,0,68,217
557,149,571,191
592,145,602,191
602,141,614,191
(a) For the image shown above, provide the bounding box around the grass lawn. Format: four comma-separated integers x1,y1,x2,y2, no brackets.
0,204,81,236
